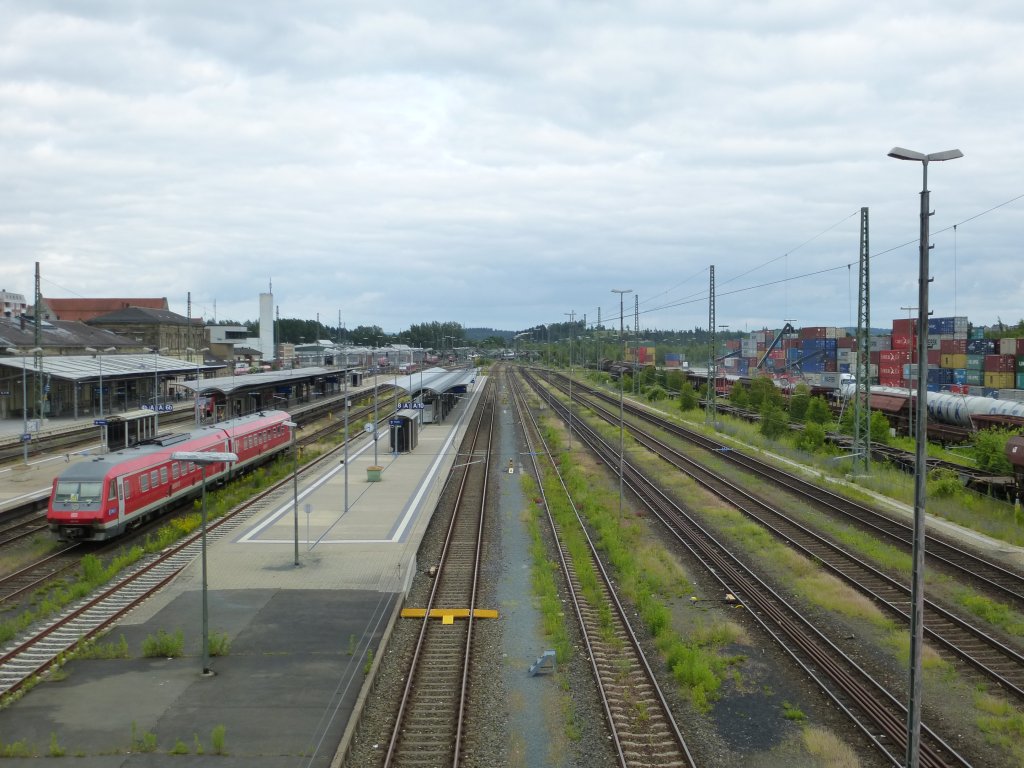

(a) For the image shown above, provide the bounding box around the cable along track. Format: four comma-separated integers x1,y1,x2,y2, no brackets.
542,371,1024,702
382,378,495,768
509,369,695,767
521,367,971,768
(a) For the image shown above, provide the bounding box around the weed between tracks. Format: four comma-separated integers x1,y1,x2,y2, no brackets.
527,395,745,713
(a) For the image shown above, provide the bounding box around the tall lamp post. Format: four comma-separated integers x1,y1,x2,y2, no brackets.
151,346,168,434
283,421,299,565
5,347,40,465
888,145,963,768
611,289,632,520
170,450,238,677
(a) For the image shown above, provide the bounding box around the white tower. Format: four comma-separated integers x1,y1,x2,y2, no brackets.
259,288,274,362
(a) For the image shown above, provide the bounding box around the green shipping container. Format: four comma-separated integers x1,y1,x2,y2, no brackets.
1017,355,1024,372
1018,372,1024,389
965,354,984,371
965,370,984,386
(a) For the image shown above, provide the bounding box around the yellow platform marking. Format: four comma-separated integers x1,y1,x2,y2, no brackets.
401,608,500,620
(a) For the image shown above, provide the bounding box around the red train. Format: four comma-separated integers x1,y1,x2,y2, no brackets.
47,410,294,542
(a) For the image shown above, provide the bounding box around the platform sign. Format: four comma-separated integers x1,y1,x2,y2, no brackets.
389,419,402,426
398,402,424,410
93,419,108,426
20,433,31,442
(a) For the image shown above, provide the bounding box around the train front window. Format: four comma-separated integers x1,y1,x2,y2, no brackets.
54,481,103,504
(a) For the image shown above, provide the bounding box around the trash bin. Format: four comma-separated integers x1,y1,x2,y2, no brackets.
367,466,383,482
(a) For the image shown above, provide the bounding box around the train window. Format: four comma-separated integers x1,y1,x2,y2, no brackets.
189,462,196,472
123,479,130,499
140,474,150,492
150,470,159,487
171,463,179,480
160,467,168,484
54,481,103,503
108,482,117,501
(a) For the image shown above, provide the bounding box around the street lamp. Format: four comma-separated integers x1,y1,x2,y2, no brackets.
283,421,299,565
170,450,238,677
151,347,169,434
888,144,963,768
186,347,210,426
85,346,116,451
611,289,632,520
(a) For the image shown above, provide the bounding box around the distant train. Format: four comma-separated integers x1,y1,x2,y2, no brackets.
47,410,294,542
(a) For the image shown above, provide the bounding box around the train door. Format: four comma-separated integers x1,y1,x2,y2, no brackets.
115,476,128,534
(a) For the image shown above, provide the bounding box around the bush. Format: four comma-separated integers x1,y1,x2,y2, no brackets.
805,396,832,425
679,383,699,411
759,403,789,440
645,385,667,402
141,630,184,658
794,421,827,452
975,428,1019,474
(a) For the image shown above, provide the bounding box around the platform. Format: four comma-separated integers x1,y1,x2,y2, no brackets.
0,378,486,767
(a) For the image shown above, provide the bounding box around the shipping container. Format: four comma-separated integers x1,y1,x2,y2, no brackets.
800,326,828,340
1018,355,1024,373
999,388,1024,403
879,350,911,364
999,338,1019,355
879,374,905,387
664,353,681,368
965,354,985,371
984,372,1016,389
837,337,856,349
952,369,967,385
893,318,917,334
892,333,915,350
838,363,851,373
927,350,940,365
869,335,892,352
984,354,1017,373
965,370,984,386
928,316,967,335
966,338,996,355
940,338,967,355
941,354,967,369
1018,372,1024,390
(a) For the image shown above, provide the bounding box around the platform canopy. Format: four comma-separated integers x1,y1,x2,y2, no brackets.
0,354,215,383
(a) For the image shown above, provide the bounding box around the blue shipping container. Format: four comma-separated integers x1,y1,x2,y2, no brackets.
952,369,967,384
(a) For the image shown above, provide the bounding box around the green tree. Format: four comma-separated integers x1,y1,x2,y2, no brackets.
794,421,827,452
788,384,810,422
759,403,789,439
870,411,892,445
646,385,667,402
679,382,699,411
805,397,832,426
730,384,749,408
748,377,783,409
974,428,1018,473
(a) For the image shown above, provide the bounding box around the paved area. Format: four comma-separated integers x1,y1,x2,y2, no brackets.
0,379,485,767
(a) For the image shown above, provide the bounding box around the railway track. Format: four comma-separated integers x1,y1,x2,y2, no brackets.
382,378,495,767
508,369,695,768
559,372,1024,609
545,372,1024,701
520,367,972,768
0,418,365,699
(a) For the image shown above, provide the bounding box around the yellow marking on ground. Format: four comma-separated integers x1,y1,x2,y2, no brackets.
401,608,500,620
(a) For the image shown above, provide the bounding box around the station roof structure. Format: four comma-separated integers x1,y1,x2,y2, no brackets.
176,367,335,396
389,367,477,399
0,353,216,382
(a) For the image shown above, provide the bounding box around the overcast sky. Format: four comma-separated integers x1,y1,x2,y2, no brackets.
2,1,1022,337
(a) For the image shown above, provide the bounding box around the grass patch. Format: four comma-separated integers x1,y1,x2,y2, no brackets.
141,629,184,658
76,633,131,659
208,631,231,657
782,700,807,721
802,726,859,768
974,690,1024,761
953,589,1024,637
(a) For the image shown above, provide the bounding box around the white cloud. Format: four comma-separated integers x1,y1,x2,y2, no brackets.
0,1,1021,333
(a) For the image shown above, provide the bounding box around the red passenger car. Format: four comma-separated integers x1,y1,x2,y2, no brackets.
48,410,293,542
